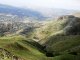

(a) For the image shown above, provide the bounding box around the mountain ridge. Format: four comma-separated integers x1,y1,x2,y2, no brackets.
0,4,45,20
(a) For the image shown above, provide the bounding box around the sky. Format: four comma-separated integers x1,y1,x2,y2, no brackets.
0,0,80,10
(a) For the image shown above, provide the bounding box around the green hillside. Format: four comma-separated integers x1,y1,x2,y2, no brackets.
0,15,80,60
44,35,80,53
34,15,80,44
0,35,47,60
1,35,80,60
35,15,80,60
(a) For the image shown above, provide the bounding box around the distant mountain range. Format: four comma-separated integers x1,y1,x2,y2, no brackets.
32,8,77,18
0,4,78,20
0,4,45,20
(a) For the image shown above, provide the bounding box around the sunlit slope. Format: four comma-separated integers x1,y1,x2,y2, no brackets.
0,35,46,60
2,35,79,60
36,15,80,44
34,15,80,60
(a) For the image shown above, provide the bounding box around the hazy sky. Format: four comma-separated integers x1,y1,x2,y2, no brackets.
0,0,80,10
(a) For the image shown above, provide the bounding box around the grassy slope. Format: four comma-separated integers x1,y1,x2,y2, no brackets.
32,15,80,60
35,15,80,44
34,16,80,53
2,35,80,60
1,15,80,60
0,35,47,60
34,19,66,44
45,35,80,53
